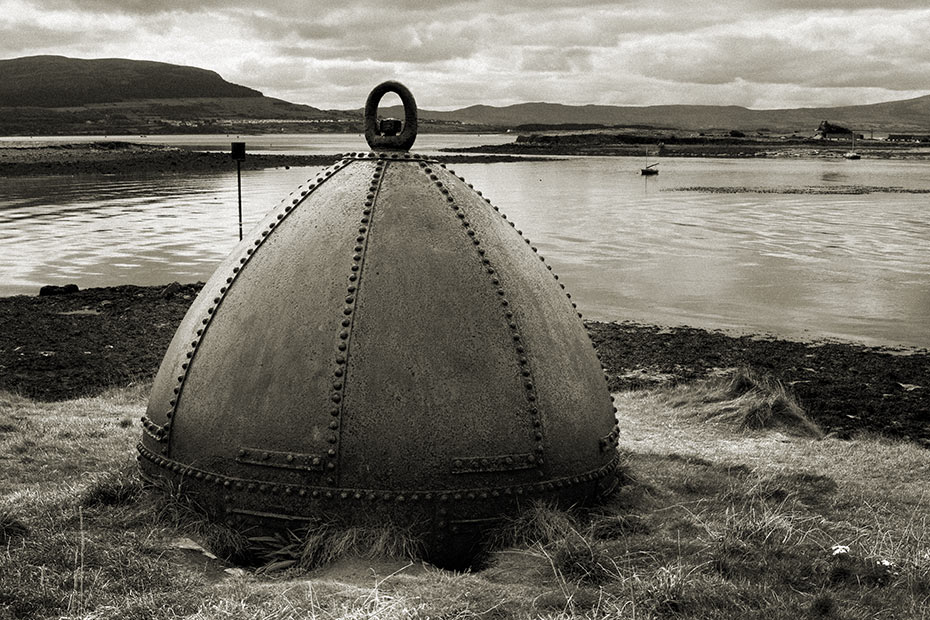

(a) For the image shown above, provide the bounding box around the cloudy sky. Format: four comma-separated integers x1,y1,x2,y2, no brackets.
2,0,929,111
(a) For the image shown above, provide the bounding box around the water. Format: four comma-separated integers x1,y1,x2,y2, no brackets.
2,135,928,349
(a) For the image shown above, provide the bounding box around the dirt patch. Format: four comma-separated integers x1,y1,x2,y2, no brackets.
0,285,927,445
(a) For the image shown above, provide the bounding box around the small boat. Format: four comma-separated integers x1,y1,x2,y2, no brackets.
844,132,861,160
641,163,659,175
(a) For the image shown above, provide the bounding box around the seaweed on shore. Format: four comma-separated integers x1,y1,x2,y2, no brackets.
0,285,927,445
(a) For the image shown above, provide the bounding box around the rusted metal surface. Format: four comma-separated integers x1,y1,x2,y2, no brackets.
139,81,619,566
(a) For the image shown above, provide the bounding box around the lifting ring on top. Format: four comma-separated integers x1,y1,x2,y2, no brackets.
364,81,418,151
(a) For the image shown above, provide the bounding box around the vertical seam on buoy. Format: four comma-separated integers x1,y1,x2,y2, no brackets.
143,158,352,454
326,156,388,486
448,166,618,437
418,161,547,473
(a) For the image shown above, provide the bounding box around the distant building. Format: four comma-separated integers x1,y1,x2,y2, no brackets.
887,134,930,142
813,120,857,140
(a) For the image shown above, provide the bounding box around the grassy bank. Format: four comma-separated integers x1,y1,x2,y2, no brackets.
2,374,928,619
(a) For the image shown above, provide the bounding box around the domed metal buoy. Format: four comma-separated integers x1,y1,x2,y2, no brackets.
139,81,620,567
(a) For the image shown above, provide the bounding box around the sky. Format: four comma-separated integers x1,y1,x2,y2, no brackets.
2,0,929,111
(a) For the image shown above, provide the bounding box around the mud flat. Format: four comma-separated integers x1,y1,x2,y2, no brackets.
0,141,547,177
1,284,926,445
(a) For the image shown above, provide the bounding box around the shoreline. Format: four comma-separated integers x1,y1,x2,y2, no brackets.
0,141,553,177
1,283,927,445
5,137,930,178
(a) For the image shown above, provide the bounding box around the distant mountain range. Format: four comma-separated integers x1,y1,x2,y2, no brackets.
1,55,929,135
381,95,930,133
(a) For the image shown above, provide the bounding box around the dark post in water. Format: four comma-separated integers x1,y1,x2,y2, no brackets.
230,142,246,240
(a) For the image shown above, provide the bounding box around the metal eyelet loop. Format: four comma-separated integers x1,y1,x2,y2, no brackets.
364,81,418,151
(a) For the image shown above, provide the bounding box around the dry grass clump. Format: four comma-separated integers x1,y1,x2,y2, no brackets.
660,367,823,438
247,523,424,573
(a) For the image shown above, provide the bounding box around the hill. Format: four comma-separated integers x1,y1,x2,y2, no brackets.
0,56,357,135
0,55,263,106
2,55,929,135
380,94,930,133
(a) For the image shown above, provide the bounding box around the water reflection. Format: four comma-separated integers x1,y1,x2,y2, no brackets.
1,151,929,349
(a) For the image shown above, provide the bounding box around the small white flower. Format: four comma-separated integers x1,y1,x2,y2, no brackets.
877,559,895,568
831,544,850,556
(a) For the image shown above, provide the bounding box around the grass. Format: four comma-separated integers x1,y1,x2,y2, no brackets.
1,372,929,619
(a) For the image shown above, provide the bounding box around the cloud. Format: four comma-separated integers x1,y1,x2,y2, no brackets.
1,0,929,109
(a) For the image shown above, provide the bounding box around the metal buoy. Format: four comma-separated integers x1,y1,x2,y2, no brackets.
139,81,620,567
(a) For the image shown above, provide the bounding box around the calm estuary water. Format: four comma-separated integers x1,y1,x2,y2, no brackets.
2,134,929,349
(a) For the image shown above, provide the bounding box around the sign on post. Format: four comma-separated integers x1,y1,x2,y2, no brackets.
231,143,246,240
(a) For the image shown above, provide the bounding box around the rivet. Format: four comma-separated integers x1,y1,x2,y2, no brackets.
327,462,335,470
332,394,341,403
329,420,339,430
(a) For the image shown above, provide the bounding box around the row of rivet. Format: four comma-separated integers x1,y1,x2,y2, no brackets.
599,424,621,452
325,159,388,485
149,158,352,455
141,415,167,442
444,166,619,413
137,442,620,502
342,151,434,161
419,161,546,469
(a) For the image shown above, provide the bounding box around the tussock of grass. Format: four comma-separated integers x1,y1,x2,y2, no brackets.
246,523,424,573
660,367,823,438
